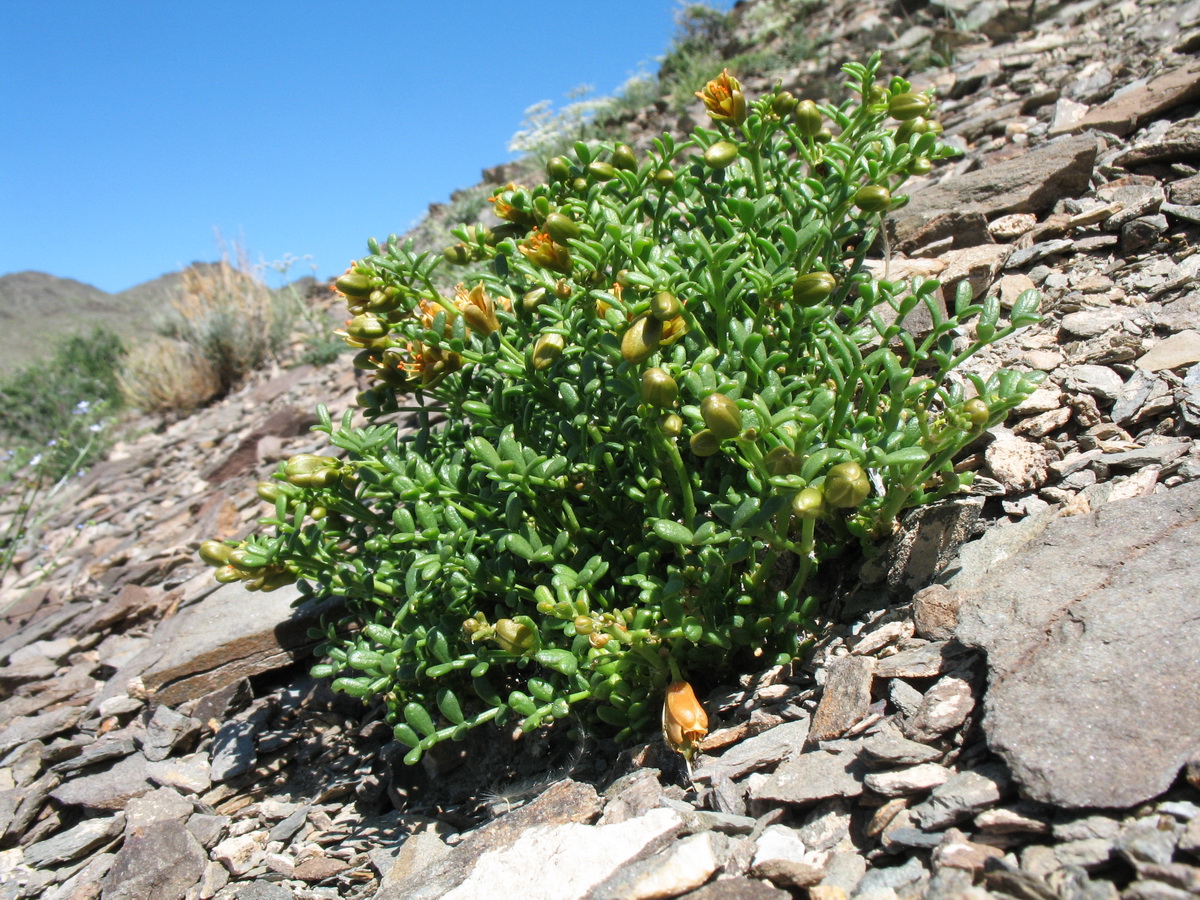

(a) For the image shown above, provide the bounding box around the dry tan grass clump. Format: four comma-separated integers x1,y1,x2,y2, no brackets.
120,241,298,413
118,337,222,413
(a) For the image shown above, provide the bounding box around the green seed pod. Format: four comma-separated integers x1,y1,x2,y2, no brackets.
543,212,580,244
612,143,637,171
794,100,823,137
587,161,617,181
356,388,382,409
895,117,929,144
658,413,683,438
571,176,589,193
764,446,800,477
442,244,471,265
352,349,379,370
532,332,565,370
546,156,571,181
701,393,742,440
926,119,944,135
650,290,681,321
703,140,739,169
214,564,244,584
888,91,931,121
345,314,387,340
641,367,678,407
284,454,341,488
198,540,233,567
824,461,871,508
814,127,833,144
494,619,536,653
792,486,825,519
573,615,594,635
621,315,663,365
522,287,547,312
772,90,798,116
792,272,837,307
256,481,280,503
963,397,990,429
335,272,372,298
258,569,297,592
653,167,676,188
689,429,722,457
368,288,402,314
854,185,893,213
908,156,932,176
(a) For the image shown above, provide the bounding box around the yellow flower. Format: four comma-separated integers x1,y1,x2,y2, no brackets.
397,340,461,388
518,230,573,274
696,69,747,126
662,681,708,760
455,282,502,335
488,183,535,226
660,313,689,346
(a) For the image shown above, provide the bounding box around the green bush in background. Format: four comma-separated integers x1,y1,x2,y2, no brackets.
202,57,1042,763
0,328,124,594
0,327,123,482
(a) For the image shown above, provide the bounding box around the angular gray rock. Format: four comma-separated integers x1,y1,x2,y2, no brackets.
49,753,157,812
956,482,1200,808
22,812,125,868
100,788,207,900
126,582,337,707
437,808,683,900
585,831,723,900
888,135,1099,250
751,749,866,805
807,656,875,744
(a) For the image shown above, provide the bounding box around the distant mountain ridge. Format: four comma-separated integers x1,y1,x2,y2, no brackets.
0,263,229,376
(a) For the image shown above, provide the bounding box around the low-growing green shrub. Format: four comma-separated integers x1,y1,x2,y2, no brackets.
201,57,1042,764
0,328,124,595
0,327,124,481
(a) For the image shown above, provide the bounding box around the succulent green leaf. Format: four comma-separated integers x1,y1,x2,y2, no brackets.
652,519,695,545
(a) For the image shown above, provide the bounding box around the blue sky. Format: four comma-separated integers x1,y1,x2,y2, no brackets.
1,1,729,293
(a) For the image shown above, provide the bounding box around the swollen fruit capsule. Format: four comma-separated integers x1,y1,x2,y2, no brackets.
703,140,739,169
824,462,870,508
641,368,678,407
792,272,837,307
888,91,931,121
700,393,742,440
854,185,893,213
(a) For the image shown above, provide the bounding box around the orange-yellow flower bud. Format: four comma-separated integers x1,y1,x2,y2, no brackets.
518,231,573,274
696,69,747,127
662,681,708,760
455,282,503,335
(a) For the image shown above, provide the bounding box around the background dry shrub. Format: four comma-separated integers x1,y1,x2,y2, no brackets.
118,336,221,413
155,242,297,398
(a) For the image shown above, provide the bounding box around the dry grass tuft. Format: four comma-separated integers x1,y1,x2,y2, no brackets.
118,337,222,414
121,239,298,413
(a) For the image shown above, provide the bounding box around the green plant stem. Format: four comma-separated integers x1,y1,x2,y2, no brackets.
786,517,818,598
657,432,697,530
747,145,766,196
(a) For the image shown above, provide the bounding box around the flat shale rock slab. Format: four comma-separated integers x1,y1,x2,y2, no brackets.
129,583,337,707
955,482,1200,809
888,134,1099,250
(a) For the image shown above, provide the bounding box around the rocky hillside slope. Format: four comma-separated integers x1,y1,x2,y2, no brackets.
1,0,1200,898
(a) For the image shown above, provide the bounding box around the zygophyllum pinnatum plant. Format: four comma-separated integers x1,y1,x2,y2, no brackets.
199,56,1043,765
